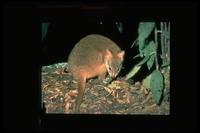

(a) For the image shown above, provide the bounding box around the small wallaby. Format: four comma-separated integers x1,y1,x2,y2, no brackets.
68,34,125,113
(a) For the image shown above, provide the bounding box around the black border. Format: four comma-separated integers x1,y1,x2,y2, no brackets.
3,2,197,131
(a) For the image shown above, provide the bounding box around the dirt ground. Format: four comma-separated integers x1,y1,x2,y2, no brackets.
41,67,170,115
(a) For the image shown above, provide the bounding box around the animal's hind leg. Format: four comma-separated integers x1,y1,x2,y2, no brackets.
74,76,86,113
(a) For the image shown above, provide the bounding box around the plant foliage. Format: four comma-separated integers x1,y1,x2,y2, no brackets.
126,22,170,105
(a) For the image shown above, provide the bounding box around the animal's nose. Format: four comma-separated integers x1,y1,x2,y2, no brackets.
110,73,116,78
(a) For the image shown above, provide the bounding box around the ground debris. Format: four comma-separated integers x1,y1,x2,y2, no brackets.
41,70,169,114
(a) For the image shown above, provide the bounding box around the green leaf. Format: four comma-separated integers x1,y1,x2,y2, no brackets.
150,70,164,104
161,62,170,68
42,62,68,72
162,30,170,40
142,73,152,91
136,55,150,66
136,22,155,57
125,66,141,81
147,54,155,70
138,22,155,39
138,37,145,57
133,54,141,59
42,23,50,41
130,37,138,48
142,40,156,56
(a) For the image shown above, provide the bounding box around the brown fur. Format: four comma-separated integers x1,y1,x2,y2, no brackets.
68,34,125,113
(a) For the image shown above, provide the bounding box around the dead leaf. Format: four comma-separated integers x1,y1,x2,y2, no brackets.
126,98,130,103
42,72,49,75
42,84,49,90
102,86,112,93
141,85,149,94
141,92,152,104
143,103,157,112
52,70,61,74
68,90,78,97
107,100,113,105
81,103,88,108
61,67,68,75
116,98,126,104
94,112,101,114
54,88,61,93
65,103,70,113
64,93,72,102
99,97,106,101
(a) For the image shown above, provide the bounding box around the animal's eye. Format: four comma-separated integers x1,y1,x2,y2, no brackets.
117,68,121,72
109,67,112,71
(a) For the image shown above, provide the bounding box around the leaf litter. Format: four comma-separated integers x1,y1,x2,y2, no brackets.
41,68,169,114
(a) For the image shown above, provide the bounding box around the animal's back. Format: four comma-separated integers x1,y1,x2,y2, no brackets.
68,34,122,79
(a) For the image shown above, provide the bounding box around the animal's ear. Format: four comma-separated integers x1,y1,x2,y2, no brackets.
117,50,125,60
106,49,113,59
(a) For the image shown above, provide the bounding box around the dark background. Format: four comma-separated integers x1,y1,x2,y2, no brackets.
41,21,139,77
39,4,151,80
40,3,163,81
3,2,197,131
